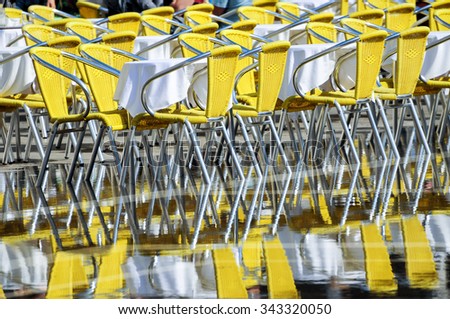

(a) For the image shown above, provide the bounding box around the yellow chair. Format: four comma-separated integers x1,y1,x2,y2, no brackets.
136,45,245,185
375,27,431,156
141,14,172,36
230,19,258,33
45,18,88,31
306,21,337,44
191,22,219,38
5,8,24,18
29,46,90,187
237,6,275,24
22,24,63,46
185,2,214,14
281,31,388,165
429,0,450,31
184,10,213,27
178,33,215,58
433,8,450,31
28,4,54,23
76,1,108,19
100,30,137,53
253,0,278,13
141,6,175,19
66,20,99,42
105,12,141,35
220,29,257,95
276,2,308,24
340,17,381,40
385,3,416,32
349,8,385,26
357,0,395,11
232,41,292,178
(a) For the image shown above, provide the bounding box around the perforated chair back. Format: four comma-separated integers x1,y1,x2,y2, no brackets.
76,1,104,19
185,3,214,14
429,1,450,31
205,45,242,118
238,6,274,24
349,8,385,25
393,27,429,96
79,44,122,113
309,12,335,23
253,0,278,12
22,24,60,46
255,41,290,113
220,29,256,95
141,14,171,36
141,6,175,19
357,0,391,11
66,21,98,41
191,22,219,37
340,18,379,39
276,2,300,24
385,4,416,32
354,30,387,100
306,22,337,44
184,11,213,27
5,8,23,18
101,30,136,53
28,5,54,24
45,18,87,31
178,33,215,58
107,12,140,35
231,20,258,33
433,8,450,31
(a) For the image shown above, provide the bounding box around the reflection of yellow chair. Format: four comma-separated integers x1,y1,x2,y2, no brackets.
213,247,248,298
46,252,89,298
263,236,298,299
95,240,128,298
361,223,397,292
401,217,437,288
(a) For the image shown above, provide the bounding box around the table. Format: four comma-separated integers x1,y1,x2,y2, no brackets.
0,47,35,97
133,35,180,60
279,43,356,100
0,18,25,47
254,24,308,44
114,58,207,117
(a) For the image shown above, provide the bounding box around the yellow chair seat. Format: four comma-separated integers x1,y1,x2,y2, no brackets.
130,113,173,131
151,105,214,124
281,89,357,111
2,95,46,108
378,78,442,96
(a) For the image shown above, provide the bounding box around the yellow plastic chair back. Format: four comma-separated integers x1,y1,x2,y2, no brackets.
309,12,335,23
184,11,212,27
255,41,290,113
107,12,140,35
205,45,242,118
340,0,349,15
29,47,79,123
79,44,122,113
5,8,23,18
340,17,379,39
357,0,392,11
306,22,337,44
66,20,98,41
385,4,416,32
231,19,258,33
141,6,175,19
101,30,136,53
22,24,60,46
238,6,273,24
430,1,450,31
141,14,171,36
76,1,103,19
354,30,387,100
185,3,214,14
28,5,54,24
191,22,219,37
433,8,450,31
276,2,300,24
45,18,87,31
349,8,385,26
220,29,256,95
393,27,429,96
178,33,214,58
253,0,278,12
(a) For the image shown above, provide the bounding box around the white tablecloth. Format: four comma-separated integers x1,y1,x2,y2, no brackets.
114,58,207,117
280,43,356,100
0,18,24,48
133,35,179,60
0,47,35,97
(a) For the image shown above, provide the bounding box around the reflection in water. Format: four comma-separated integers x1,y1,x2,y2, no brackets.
1,129,450,299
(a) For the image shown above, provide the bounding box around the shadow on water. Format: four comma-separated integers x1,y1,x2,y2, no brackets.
1,129,450,299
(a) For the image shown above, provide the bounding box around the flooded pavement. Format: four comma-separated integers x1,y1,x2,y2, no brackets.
1,127,450,299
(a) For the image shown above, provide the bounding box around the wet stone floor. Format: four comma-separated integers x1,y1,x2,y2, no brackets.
1,127,450,299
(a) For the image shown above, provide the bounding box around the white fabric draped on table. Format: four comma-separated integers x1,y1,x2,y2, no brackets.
0,18,25,47
133,35,180,60
0,47,35,97
114,58,207,117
